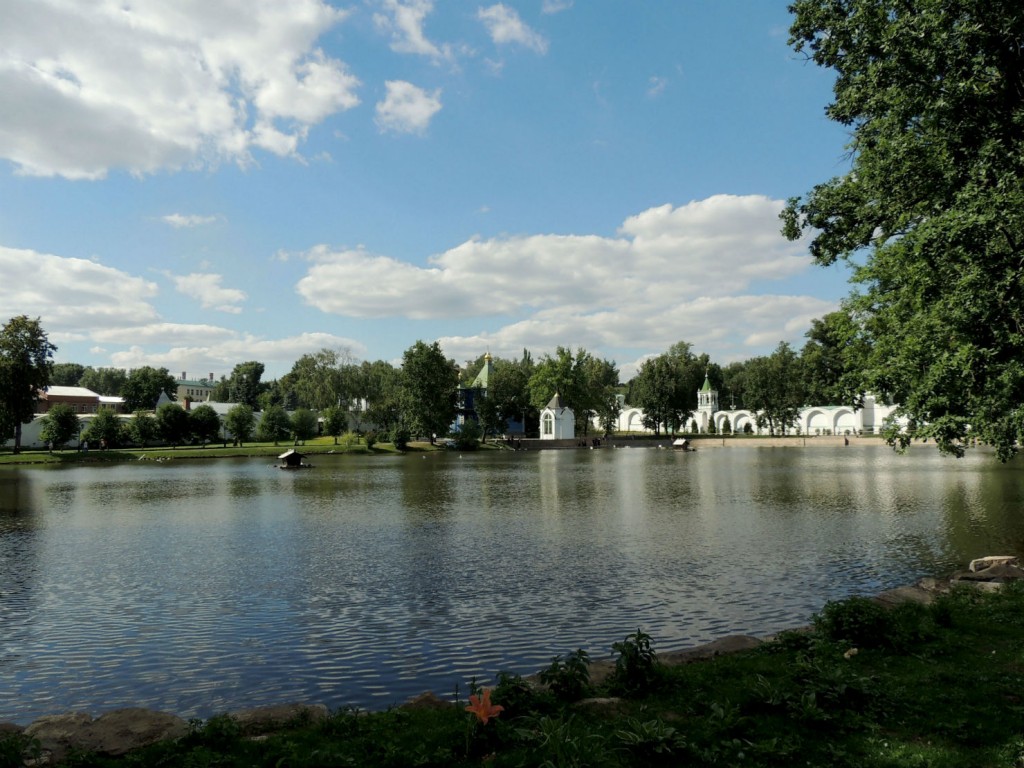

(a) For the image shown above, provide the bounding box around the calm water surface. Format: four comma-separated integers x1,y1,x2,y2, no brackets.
2,445,1024,724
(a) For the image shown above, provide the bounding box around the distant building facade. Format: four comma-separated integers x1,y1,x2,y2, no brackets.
176,373,217,403
602,374,904,436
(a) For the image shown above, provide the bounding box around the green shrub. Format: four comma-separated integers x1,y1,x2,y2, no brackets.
539,649,592,702
610,628,661,695
814,597,891,648
492,672,545,717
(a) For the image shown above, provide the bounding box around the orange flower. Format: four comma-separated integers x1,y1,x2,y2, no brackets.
465,688,504,725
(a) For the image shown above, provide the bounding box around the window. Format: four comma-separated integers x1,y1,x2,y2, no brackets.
543,412,553,436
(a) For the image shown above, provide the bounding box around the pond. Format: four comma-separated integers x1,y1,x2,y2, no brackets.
2,444,1023,725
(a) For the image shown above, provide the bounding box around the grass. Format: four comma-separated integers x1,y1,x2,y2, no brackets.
0,437,457,465
6,584,1024,767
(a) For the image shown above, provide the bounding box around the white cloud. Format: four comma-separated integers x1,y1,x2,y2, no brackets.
162,213,220,228
0,0,359,178
373,0,452,61
647,75,668,98
168,272,247,313
541,0,573,13
109,332,366,377
0,245,160,330
375,80,442,134
478,5,548,54
295,194,835,372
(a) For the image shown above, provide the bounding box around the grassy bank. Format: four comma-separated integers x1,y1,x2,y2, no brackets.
0,437,453,466
5,584,1024,767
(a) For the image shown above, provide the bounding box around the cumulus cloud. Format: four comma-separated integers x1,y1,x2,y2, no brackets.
0,0,359,178
0,245,160,330
375,80,442,134
478,5,548,54
373,0,452,61
162,213,220,228
168,272,247,313
109,332,366,376
295,194,836,373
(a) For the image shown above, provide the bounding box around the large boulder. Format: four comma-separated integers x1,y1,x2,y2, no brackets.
228,703,329,736
25,708,187,761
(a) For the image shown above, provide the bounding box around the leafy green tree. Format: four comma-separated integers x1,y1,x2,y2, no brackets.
782,1,1024,458
154,403,190,447
82,409,126,448
359,360,404,435
478,351,536,437
454,417,482,450
189,404,222,446
257,404,292,445
39,403,79,450
290,348,353,410
122,366,176,412
321,406,348,444
227,361,265,409
50,363,86,387
579,355,620,437
290,408,318,444
129,410,158,448
743,342,806,436
224,404,255,445
258,377,299,412
0,316,57,452
400,341,458,444
79,367,127,396
630,354,689,435
800,310,869,407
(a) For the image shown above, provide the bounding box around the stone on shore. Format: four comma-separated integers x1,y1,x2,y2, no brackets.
24,708,187,762
228,703,329,735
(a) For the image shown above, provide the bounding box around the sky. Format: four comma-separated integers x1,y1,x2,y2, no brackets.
0,0,855,382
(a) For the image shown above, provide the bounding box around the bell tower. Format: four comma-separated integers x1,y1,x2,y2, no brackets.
697,370,718,431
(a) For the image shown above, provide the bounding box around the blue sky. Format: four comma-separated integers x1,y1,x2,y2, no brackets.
0,0,852,381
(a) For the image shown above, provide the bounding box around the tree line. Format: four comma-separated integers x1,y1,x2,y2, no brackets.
2,306,869,453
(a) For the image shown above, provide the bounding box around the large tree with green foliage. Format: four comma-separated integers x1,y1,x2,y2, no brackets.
226,361,266,409
257,404,292,445
290,348,353,410
400,341,458,444
224,404,255,445
290,408,318,443
782,1,1024,458
189,404,222,446
129,410,158,448
79,367,127,396
39,403,80,450
82,409,127,448
122,366,176,412
801,310,868,407
50,363,86,387
528,346,619,435
0,316,57,452
154,403,190,447
742,342,806,436
359,360,404,436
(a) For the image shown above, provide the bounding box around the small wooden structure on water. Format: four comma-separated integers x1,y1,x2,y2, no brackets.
278,449,313,469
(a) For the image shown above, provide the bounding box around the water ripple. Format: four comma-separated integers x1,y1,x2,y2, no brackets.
2,448,1023,723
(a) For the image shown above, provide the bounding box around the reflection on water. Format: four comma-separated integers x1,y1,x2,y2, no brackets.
1,446,1023,724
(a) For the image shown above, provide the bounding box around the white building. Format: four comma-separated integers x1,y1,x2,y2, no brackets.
540,393,575,440
603,374,904,436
